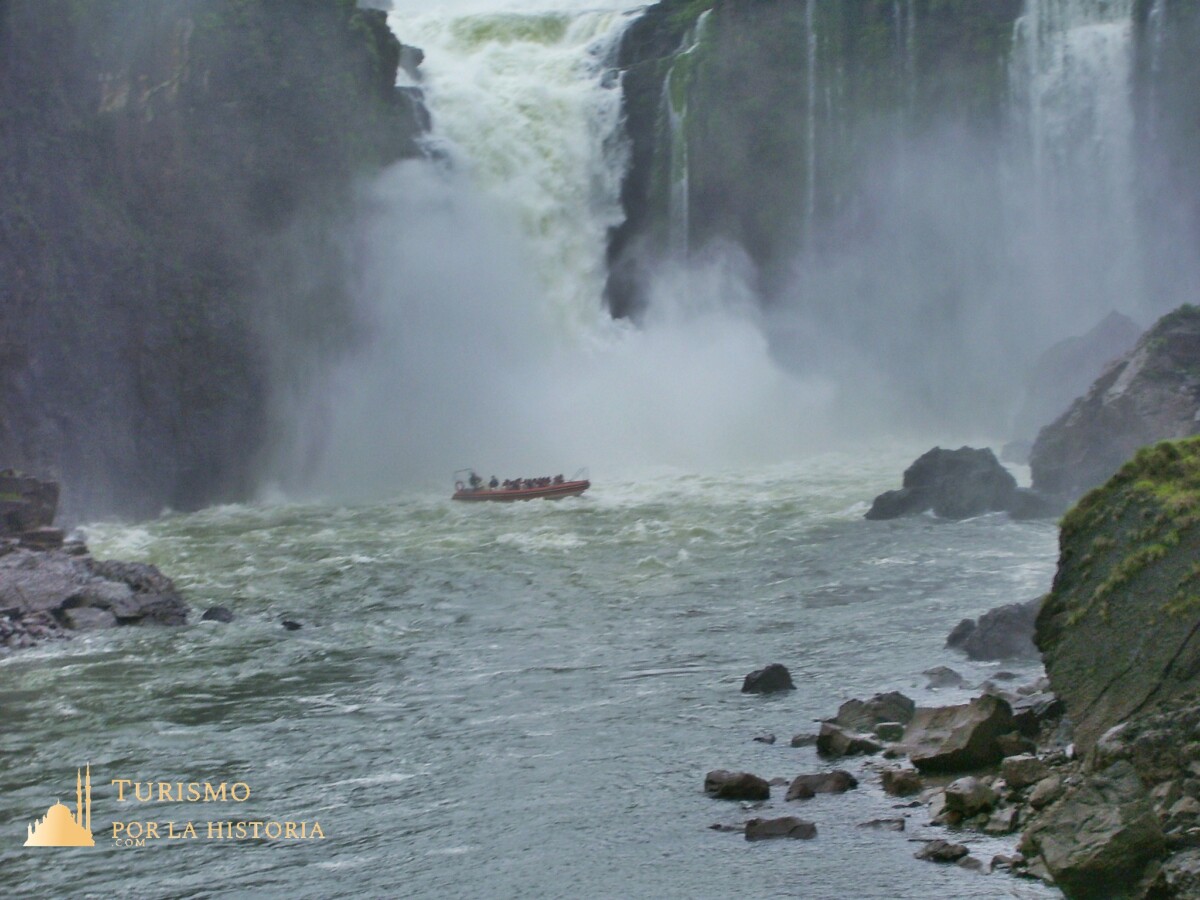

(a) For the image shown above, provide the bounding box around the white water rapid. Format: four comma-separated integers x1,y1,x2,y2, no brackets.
289,4,834,499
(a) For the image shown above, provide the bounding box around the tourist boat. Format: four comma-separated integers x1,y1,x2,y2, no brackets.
452,470,590,502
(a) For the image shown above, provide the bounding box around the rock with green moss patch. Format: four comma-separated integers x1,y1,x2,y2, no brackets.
1036,436,1200,754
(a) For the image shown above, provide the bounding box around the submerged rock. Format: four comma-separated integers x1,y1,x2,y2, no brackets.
744,816,817,841
202,606,235,623
881,767,924,797
704,770,770,801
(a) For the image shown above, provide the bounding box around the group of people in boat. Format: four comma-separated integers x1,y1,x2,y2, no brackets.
467,472,566,492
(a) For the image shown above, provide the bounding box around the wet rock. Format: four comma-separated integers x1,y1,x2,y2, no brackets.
1010,692,1066,736
1002,754,1050,791
957,855,985,872
995,731,1038,758
945,597,1041,660
1148,848,1200,896
915,839,970,863
984,806,1020,835
858,818,905,831
923,665,966,689
944,776,997,817
744,816,817,841
704,770,770,801
20,527,64,550
281,619,303,631
816,722,882,758
902,694,1016,773
833,691,915,731
202,606,235,623
1029,775,1065,810
873,721,905,742
741,662,795,694
785,770,858,800
0,547,187,637
865,446,1017,520
1020,760,1166,897
881,767,924,797
789,733,818,748
59,606,117,630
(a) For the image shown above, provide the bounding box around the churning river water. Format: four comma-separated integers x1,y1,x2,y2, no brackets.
0,453,1063,898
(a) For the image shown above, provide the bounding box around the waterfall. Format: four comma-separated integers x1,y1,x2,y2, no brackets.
804,0,817,249
284,3,831,498
662,10,711,258
1007,0,1142,342
389,8,634,338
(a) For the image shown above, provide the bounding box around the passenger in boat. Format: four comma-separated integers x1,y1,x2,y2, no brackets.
553,474,564,484
468,472,483,490
489,476,499,489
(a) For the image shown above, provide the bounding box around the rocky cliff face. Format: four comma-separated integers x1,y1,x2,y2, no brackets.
1031,306,1200,506
1020,437,1200,896
1036,437,1200,754
608,0,1022,318
0,0,425,520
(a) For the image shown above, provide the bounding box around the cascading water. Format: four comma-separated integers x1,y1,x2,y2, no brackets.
288,4,832,499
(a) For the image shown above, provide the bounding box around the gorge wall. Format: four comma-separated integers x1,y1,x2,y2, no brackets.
610,0,1200,433
0,0,424,520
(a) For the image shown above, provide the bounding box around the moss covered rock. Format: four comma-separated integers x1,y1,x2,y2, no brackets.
1036,436,1200,753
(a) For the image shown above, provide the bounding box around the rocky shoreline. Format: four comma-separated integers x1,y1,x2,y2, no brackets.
0,474,187,653
712,436,1200,898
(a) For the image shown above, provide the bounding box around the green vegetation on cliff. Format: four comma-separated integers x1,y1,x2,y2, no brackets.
1037,436,1200,752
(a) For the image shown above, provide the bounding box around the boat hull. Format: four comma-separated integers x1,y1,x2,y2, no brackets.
452,480,590,502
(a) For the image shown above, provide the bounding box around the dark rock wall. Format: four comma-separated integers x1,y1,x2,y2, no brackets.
608,0,1022,318
0,0,424,520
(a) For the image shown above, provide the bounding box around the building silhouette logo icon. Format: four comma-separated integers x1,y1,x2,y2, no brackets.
25,765,94,847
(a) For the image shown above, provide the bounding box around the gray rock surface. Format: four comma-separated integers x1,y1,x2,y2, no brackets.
901,694,1016,773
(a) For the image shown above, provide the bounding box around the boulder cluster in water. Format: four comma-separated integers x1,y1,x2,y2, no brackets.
0,473,187,652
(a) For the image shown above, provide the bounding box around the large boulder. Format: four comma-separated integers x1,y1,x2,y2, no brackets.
704,770,770,801
741,663,795,694
1036,438,1200,753
946,597,1041,660
832,691,915,731
901,694,1015,773
865,447,1021,520
1020,761,1166,899
1030,305,1200,506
